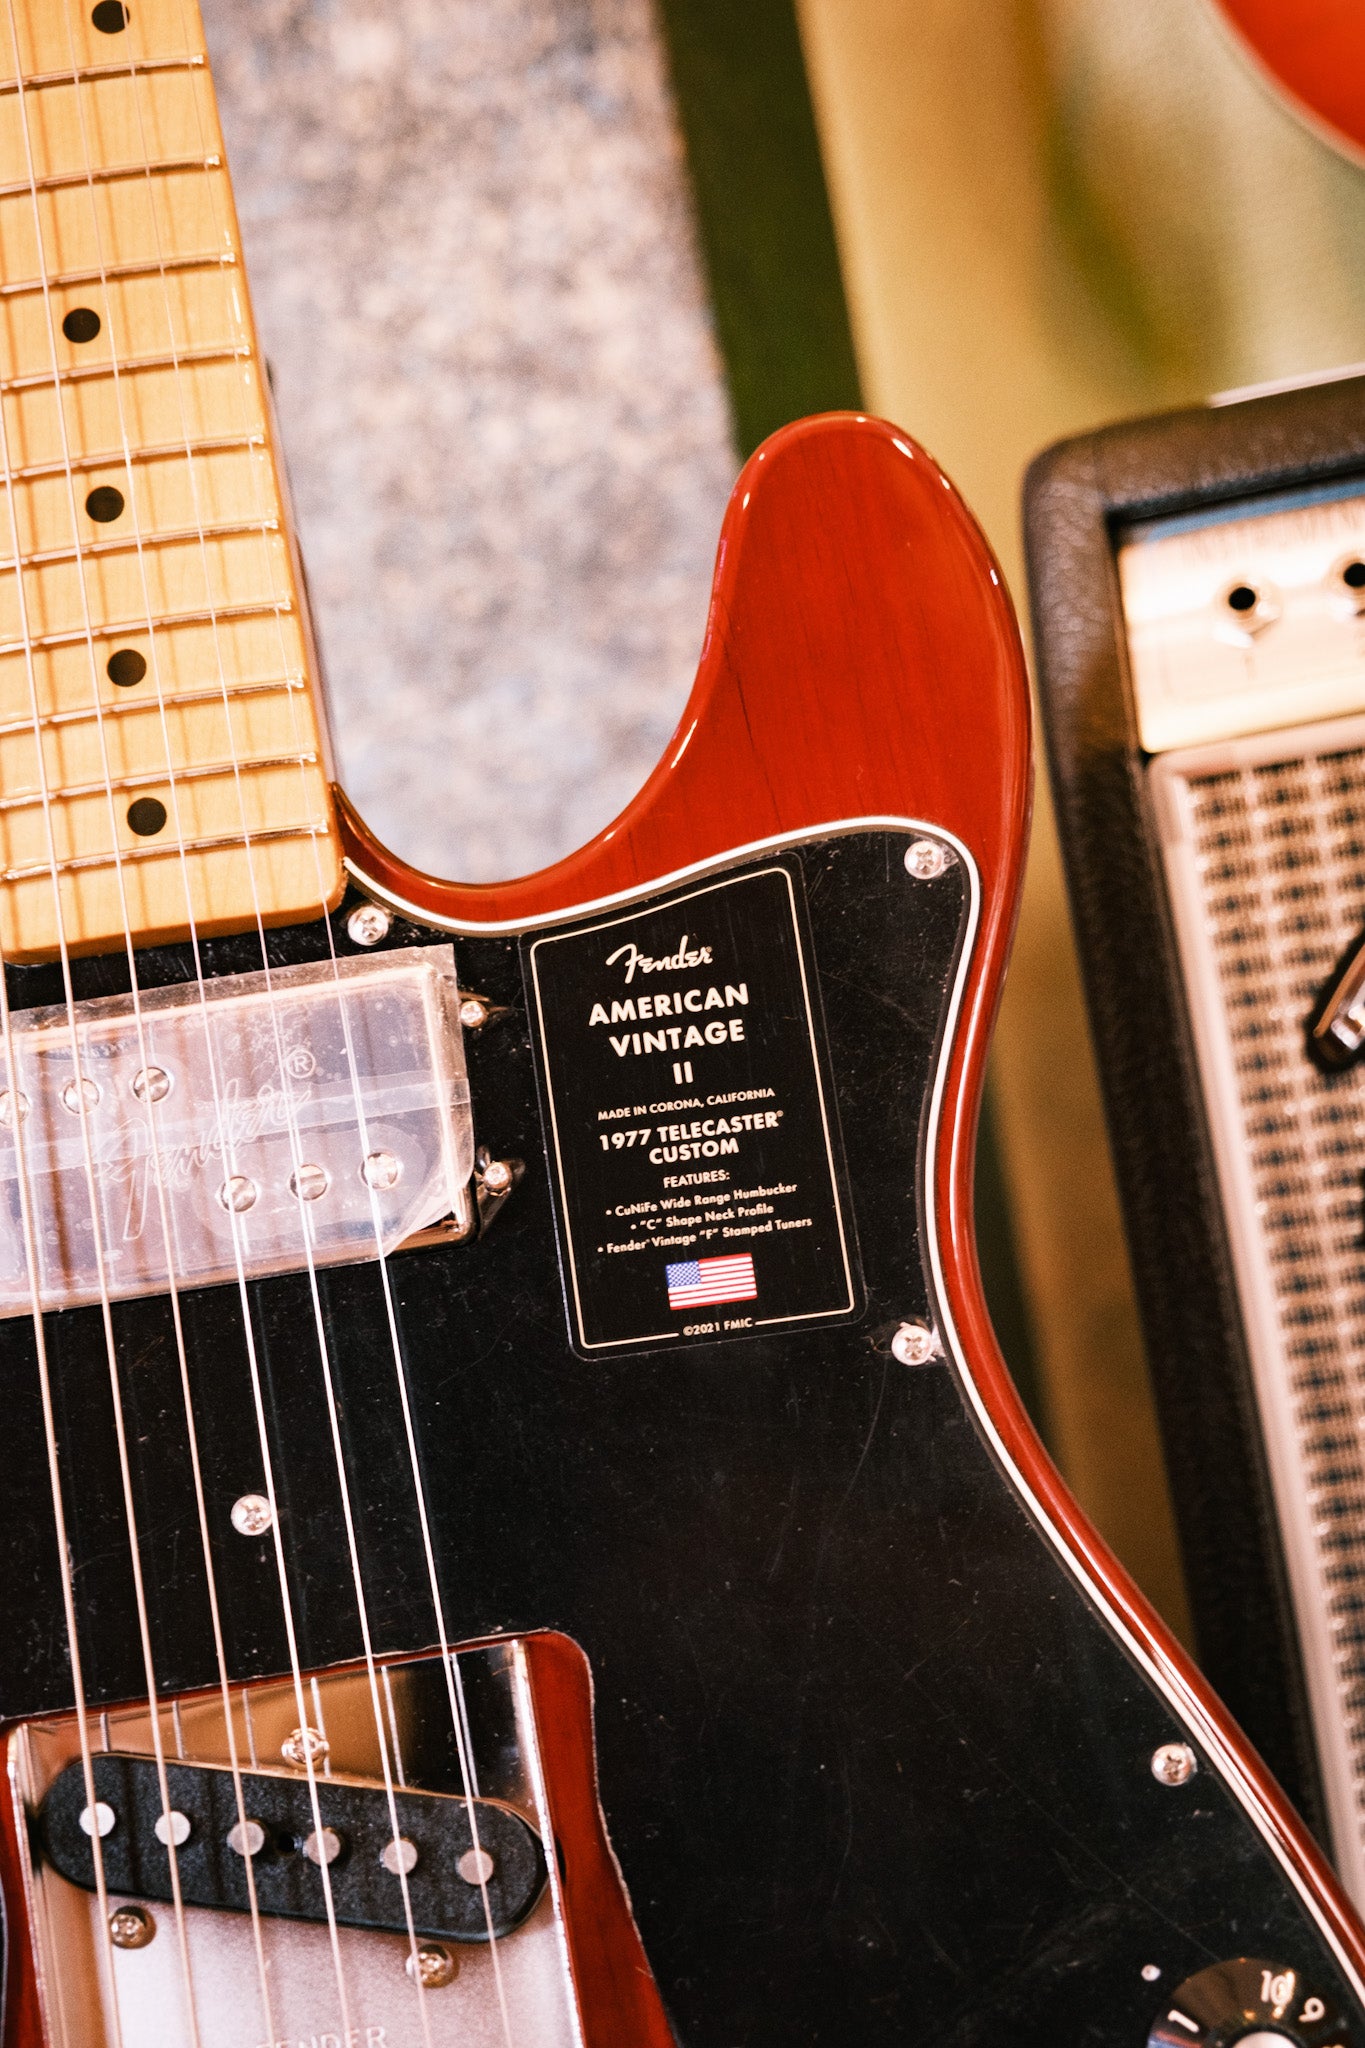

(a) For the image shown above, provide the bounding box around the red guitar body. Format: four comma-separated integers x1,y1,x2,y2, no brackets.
4,414,1365,2046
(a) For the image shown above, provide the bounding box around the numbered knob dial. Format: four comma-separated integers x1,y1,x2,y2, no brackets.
1147,1958,1350,2047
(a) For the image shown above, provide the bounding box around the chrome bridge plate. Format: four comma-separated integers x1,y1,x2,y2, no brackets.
0,946,473,1315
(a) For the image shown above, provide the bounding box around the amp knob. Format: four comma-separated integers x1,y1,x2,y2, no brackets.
1147,1958,1350,2047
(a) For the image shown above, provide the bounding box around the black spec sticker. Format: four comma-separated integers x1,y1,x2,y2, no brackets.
527,863,858,1353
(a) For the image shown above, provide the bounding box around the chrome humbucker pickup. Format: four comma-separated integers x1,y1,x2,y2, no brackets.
0,947,474,1315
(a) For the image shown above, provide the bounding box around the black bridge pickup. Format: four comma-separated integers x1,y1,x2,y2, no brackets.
40,1753,546,1942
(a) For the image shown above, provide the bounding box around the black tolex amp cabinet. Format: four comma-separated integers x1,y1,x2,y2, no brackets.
1027,369,1365,1899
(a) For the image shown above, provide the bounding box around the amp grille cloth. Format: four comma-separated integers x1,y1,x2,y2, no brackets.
1186,744,1365,1810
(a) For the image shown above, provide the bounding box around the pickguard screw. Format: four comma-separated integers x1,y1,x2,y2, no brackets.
904,838,954,880
1141,1965,1161,1983
230,1493,273,1537
282,1725,329,1769
406,1942,457,1988
458,1846,495,1886
1150,1741,1197,1786
109,1903,155,1950
459,997,489,1030
891,1320,940,1366
480,1159,513,1196
347,902,391,948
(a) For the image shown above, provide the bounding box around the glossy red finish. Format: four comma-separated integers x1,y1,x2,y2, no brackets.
343,409,1365,1991
1211,0,1365,162
520,1634,674,2048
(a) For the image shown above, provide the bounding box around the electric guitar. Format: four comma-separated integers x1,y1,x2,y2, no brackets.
1,5,1364,2046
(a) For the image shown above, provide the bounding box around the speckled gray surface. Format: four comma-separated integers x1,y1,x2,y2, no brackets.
202,0,736,883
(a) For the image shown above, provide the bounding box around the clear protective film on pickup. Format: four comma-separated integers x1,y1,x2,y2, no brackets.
0,946,473,1315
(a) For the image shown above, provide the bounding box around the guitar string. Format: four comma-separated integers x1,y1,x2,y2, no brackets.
0,8,230,2044
161,8,525,2034
153,19,524,2029
27,4,383,2038
42,9,299,2039
1,12,367,2047
174,32,528,2032
110,3,496,2030
7,4,523,2031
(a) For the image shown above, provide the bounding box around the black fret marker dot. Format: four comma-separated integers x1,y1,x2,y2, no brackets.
92,3,129,30
62,308,101,344
107,649,145,688
127,797,166,837
1227,583,1258,613
85,486,124,524
1343,560,1365,590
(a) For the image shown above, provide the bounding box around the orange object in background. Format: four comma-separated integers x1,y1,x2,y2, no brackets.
1212,0,1365,161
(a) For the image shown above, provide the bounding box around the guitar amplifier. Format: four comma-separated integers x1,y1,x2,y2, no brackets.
1026,370,1365,1900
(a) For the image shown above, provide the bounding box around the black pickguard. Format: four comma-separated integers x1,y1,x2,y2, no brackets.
0,829,1356,2046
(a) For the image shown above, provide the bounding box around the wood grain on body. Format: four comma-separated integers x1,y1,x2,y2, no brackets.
0,0,341,959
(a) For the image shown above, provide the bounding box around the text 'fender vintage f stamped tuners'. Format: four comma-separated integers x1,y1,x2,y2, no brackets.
1147,1957,1352,2047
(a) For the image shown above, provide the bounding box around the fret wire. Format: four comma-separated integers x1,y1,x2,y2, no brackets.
0,749,318,813
4,432,264,484
2,819,326,884
0,155,218,202
0,341,248,394
0,57,205,98
0,252,235,303
3,514,281,572
0,673,306,737
0,595,293,657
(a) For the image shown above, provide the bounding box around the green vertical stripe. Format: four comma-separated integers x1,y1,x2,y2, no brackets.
653,0,861,457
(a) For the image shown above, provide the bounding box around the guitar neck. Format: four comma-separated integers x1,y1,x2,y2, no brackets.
0,0,342,965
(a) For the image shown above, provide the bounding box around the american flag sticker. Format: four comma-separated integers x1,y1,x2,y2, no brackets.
665,1254,758,1311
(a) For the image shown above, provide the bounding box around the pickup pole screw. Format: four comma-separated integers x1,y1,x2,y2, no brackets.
303,1827,343,1866
459,997,489,1030
0,1090,28,1125
132,1066,171,1103
154,1809,192,1847
406,1943,457,1988
905,839,953,880
381,1836,419,1876
1150,1742,1197,1786
61,1075,100,1115
109,1904,155,1950
79,1801,116,1838
230,1494,273,1537
218,1175,258,1214
347,902,391,948
289,1162,329,1202
362,1150,401,1191
458,1846,496,1886
226,1819,266,1858
281,1726,329,1768
891,1321,940,1366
